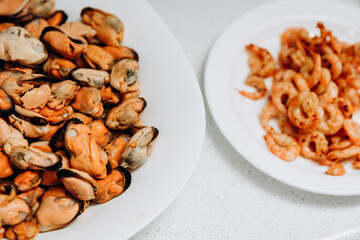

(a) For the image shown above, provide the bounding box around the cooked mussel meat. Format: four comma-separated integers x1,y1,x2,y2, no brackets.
71,87,104,117
9,146,61,170
24,18,49,39
121,126,159,169
69,68,109,88
9,105,50,138
94,167,131,203
82,44,114,71
47,80,79,109
64,122,108,179
13,170,41,192
35,195,84,232
46,10,67,26
0,181,30,226
110,58,139,93
57,168,98,201
41,26,87,60
81,7,124,46
105,97,146,130
0,27,48,66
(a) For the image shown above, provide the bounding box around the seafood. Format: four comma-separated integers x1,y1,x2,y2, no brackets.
0,27,48,66
94,167,131,203
110,58,139,93
121,126,159,169
264,131,301,161
71,87,104,117
81,7,124,46
0,2,159,238
240,22,360,175
105,98,146,130
40,26,87,60
237,75,267,100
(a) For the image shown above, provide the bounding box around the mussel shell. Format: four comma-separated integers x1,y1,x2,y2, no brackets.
49,117,83,151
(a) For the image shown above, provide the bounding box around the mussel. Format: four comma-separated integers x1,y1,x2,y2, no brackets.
94,167,131,203
0,117,23,147
121,126,159,169
110,58,139,93
105,97,146,130
64,122,108,179
47,80,80,109
0,27,48,66
40,26,88,60
69,68,110,88
9,105,50,138
24,18,49,39
82,44,115,71
13,170,41,192
0,181,30,226
57,168,98,201
35,195,84,232
71,87,104,117
81,7,124,46
9,146,61,170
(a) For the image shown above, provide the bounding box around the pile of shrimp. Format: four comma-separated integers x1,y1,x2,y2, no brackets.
238,22,360,176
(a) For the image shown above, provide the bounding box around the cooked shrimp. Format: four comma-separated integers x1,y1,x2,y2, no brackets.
278,114,298,138
264,131,301,161
313,68,331,95
343,119,360,145
246,44,276,77
308,52,322,89
341,63,360,89
237,75,267,100
325,161,345,176
317,104,344,135
287,91,324,130
259,102,281,132
327,145,360,161
298,131,328,161
318,81,339,106
335,97,354,119
322,46,342,79
282,69,310,92
270,81,298,115
328,135,352,151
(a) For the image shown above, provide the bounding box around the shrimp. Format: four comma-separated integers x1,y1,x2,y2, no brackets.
259,102,281,132
264,131,301,161
327,145,360,161
298,131,328,161
335,97,354,119
278,114,298,138
341,63,360,89
328,135,352,151
322,46,342,79
317,104,344,135
343,119,360,145
307,52,322,89
313,68,331,95
282,69,310,92
318,81,338,106
325,161,345,176
237,75,267,100
246,44,276,77
270,81,298,115
287,91,324,130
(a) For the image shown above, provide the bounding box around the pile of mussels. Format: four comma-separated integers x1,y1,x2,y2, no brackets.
0,0,159,239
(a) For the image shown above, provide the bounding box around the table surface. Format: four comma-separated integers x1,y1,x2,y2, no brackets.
132,0,360,239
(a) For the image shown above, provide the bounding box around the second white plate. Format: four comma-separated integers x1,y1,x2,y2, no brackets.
205,0,360,195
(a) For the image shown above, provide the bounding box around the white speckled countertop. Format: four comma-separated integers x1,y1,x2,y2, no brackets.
132,0,360,239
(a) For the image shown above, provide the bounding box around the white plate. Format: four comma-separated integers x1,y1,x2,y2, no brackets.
205,0,360,196
38,0,205,239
